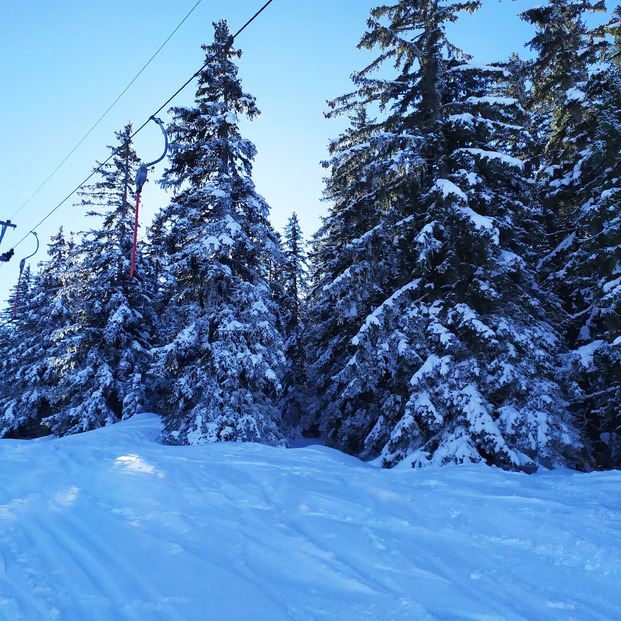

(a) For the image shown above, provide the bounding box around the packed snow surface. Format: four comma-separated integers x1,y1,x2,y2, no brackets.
0,414,620,620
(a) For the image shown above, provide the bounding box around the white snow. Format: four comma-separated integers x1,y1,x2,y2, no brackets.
434,180,499,242
603,275,621,294
434,178,467,202
566,88,586,102
410,354,451,386
465,95,518,107
225,214,242,236
204,235,221,251
448,64,508,75
454,303,497,340
499,249,525,268
456,148,525,171
433,178,503,243
351,279,421,346
576,340,604,369
537,231,576,270
0,414,620,620
460,206,499,243
448,112,475,126
600,187,621,202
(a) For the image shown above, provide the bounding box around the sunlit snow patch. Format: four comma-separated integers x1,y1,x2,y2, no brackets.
114,454,164,478
51,485,80,509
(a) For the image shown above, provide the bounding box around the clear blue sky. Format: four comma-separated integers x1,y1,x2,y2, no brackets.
0,0,544,306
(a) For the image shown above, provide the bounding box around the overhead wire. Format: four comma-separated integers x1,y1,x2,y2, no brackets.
7,0,205,223
232,0,275,39
5,0,276,256
139,0,276,125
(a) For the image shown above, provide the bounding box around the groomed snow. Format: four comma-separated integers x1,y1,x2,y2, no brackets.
1,414,620,620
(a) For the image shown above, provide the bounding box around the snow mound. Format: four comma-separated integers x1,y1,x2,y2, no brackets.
0,414,619,620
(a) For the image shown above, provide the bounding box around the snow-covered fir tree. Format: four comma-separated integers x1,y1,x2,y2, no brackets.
42,125,158,435
152,20,286,446
279,212,310,434
538,7,621,468
308,0,583,471
0,266,38,435
0,229,73,437
520,0,606,297
307,101,418,445
520,0,621,468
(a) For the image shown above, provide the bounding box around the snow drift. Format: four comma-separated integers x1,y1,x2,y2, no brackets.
0,414,619,620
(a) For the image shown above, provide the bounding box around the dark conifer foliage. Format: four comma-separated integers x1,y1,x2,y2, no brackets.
575,62,621,466
532,6,621,468
42,125,157,435
151,20,286,446
307,0,581,471
521,0,606,294
0,230,74,437
279,213,310,434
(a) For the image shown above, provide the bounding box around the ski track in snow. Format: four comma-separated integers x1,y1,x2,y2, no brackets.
0,414,620,620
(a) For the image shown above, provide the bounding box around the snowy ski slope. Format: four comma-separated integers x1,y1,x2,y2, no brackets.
0,414,619,620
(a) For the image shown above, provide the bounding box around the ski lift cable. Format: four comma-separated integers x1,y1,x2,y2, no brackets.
4,0,277,257
231,0,275,40
8,0,206,223
125,0,276,279
131,0,277,130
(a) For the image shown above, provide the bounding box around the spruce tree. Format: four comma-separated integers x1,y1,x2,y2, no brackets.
520,0,606,314
43,124,157,435
279,213,310,435
548,7,621,467
308,0,582,471
152,20,286,446
0,229,74,437
521,0,621,468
